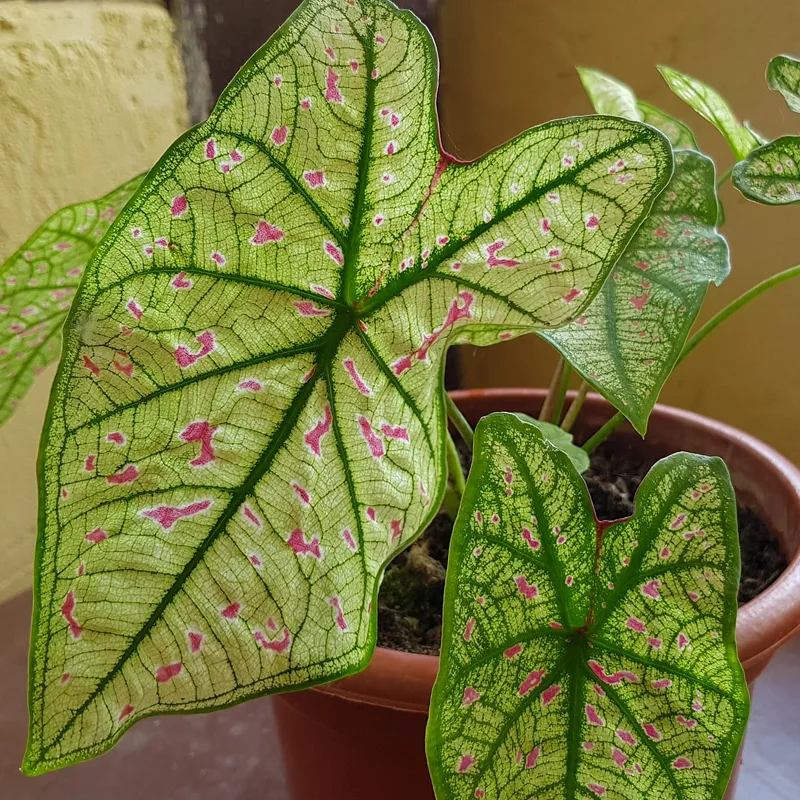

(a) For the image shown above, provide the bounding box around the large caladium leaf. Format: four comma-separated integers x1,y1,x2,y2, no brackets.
428,413,749,800
578,68,698,151
24,0,672,774
659,67,759,160
767,54,800,113
732,136,800,205
541,144,728,433
0,178,142,426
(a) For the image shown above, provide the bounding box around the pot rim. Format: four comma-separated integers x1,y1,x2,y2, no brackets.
315,388,800,713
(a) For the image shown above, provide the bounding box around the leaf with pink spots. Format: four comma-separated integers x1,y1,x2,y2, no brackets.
0,176,142,426
25,0,671,776
732,136,800,205
428,413,748,800
543,147,729,434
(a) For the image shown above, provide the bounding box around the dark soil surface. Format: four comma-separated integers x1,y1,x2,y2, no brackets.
376,439,788,655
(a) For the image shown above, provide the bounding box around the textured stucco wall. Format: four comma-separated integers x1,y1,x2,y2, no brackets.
0,1,188,603
439,0,800,463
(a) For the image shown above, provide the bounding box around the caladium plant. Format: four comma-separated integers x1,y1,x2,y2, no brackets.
427,414,749,800
21,0,675,776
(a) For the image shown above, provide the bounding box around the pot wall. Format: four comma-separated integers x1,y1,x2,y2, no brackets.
275,390,800,799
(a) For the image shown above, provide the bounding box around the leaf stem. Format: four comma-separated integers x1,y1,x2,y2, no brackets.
445,392,474,449
582,262,800,453
716,165,733,189
443,431,466,520
539,357,567,423
551,362,572,425
561,381,589,432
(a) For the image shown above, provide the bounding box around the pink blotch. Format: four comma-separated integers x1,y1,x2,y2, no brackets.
85,528,108,544
587,783,606,797
287,528,323,561
524,745,541,770
457,755,475,774
155,662,183,683
565,575,574,586
171,271,193,289
205,138,217,159
670,513,687,530
514,575,539,600
188,631,204,653
518,669,547,697
54,242,72,252
83,355,101,377
504,643,523,659
463,617,476,642
84,454,96,472
521,528,541,550
304,403,332,456
243,505,262,527
175,330,216,368
629,293,650,312
249,554,263,568
271,126,289,146
221,602,241,620
677,632,690,652
380,423,408,442
171,194,188,218
106,431,126,445
325,66,344,103
616,729,637,746
303,170,327,189
588,659,639,686
585,705,605,726
583,742,596,751
653,227,669,239
140,499,213,531
301,97,312,111
118,704,135,722
255,627,292,653
660,547,671,559
585,213,600,230
611,747,628,768
540,218,551,234
343,357,372,395
648,637,663,650
677,715,697,729
328,596,348,631
541,684,561,706
251,220,285,245
366,507,376,523
342,528,358,552
357,415,384,459
273,74,283,88
641,580,661,600
626,617,647,633
107,465,139,485
651,678,672,690
549,621,563,630
237,379,262,392
292,482,311,505
350,60,359,73
323,240,344,265
180,420,219,466
563,288,583,304
643,723,661,741
294,300,331,317
693,699,705,712
324,46,336,61
673,757,693,770
462,686,481,707
485,239,521,269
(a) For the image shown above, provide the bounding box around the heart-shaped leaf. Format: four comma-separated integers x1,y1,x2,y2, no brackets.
659,67,759,160
24,0,671,774
0,177,142,426
767,54,800,113
578,68,698,151
542,149,728,434
428,413,749,800
732,136,800,205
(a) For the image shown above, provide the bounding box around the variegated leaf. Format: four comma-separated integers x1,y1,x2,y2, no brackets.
638,102,698,151
767,54,800,113
659,67,759,160
24,0,672,775
732,136,800,205
428,413,749,800
0,178,142,426
542,150,728,435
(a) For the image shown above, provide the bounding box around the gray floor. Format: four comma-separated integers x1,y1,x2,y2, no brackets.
1,590,797,798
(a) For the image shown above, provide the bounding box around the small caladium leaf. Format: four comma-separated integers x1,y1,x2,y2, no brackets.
25,0,671,774
659,66,759,160
542,150,729,435
0,177,142,426
512,413,590,473
577,68,698,151
767,54,800,113
428,413,749,800
732,136,800,205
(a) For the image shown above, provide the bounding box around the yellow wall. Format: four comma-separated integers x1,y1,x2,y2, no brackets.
0,1,187,603
440,0,800,461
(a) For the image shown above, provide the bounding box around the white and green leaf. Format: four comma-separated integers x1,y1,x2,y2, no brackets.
659,66,759,160
511,413,590,473
0,178,142,426
767,54,800,113
638,102,698,151
428,413,749,800
732,136,800,205
24,0,672,775
545,81,729,434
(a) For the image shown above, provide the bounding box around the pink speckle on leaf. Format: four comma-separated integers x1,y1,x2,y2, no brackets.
271,126,289,146
380,423,409,442
485,239,520,269
616,729,637,746
563,288,583,304
221,602,241,620
155,662,184,683
366,507,376,523
303,170,327,189
84,454,96,472
463,617,476,642
328,596,348,632
304,403,332,456
174,330,216,368
343,357,372,395
118,704,135,722
641,580,661,600
255,627,292,653
521,527,540,550
673,757,693,770
358,415,384,459
524,745,541,770
611,747,628,768
462,686,481,707
287,528,323,561
205,138,217,159
585,704,605,726
187,631,204,653
251,220,285,245
294,300,331,317
648,637,663,650
677,632,691,652
341,528,358,552
585,213,600,230
325,66,344,103
541,684,561,706
83,355,101,376
107,465,139,485
587,783,606,797
141,499,213,531
126,299,143,320
292,482,311,505
457,754,475,774
179,420,219,467
237,379,262,392
106,431,126,446
301,97,312,110
385,141,398,155
85,528,108,544
504,643,523,660
323,240,344,265
629,292,650,312
651,678,672,690
171,271,193,289
243,505,262,527
643,723,662,741
514,575,539,600
626,616,647,633
171,194,188,218
588,659,639,685
518,669,547,697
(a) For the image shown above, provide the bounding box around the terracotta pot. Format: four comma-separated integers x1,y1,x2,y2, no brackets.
274,389,800,800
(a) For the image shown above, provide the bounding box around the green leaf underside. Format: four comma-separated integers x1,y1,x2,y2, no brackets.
427,413,749,800
511,414,589,474
659,67,759,161
25,0,672,774
542,150,728,435
767,55,800,113
732,136,800,205
577,68,698,152
0,178,143,427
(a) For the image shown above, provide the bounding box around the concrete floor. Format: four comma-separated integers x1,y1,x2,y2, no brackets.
1,591,797,799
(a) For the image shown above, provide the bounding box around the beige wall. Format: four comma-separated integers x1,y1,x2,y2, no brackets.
0,1,188,603
440,0,800,461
